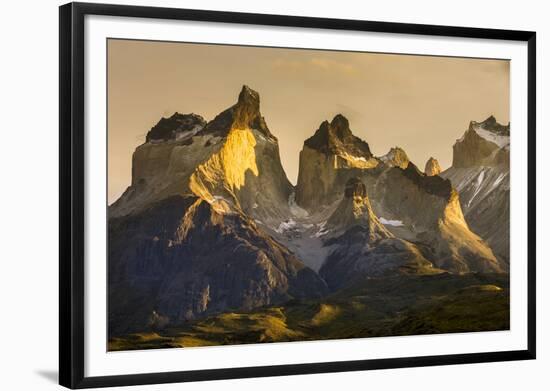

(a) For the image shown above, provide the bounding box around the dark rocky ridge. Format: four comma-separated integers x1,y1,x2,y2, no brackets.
109,195,327,336
146,113,206,142
400,162,453,198
296,114,378,210
478,115,510,136
304,114,372,158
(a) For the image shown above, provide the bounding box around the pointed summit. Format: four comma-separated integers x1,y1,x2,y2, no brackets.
330,114,352,139
380,147,409,169
481,115,497,127
469,115,510,136
453,116,510,168
327,177,392,241
296,115,378,210
204,85,274,139
320,177,438,289
424,157,441,176
233,85,261,128
112,85,292,220
304,114,371,157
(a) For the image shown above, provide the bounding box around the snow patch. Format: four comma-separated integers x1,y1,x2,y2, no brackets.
472,125,510,148
379,217,404,227
288,192,309,218
340,151,374,168
492,173,507,189
253,129,275,143
313,221,329,237
175,124,203,141
275,219,297,234
467,170,486,207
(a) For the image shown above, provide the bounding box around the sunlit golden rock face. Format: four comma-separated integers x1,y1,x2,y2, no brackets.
110,85,292,223
367,164,500,273
189,127,260,207
441,116,510,267
424,157,442,176
380,147,410,169
294,116,500,273
436,190,501,273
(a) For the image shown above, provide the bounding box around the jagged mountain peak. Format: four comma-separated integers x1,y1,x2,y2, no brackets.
239,84,260,102
380,146,410,169
328,177,392,239
203,85,274,140
452,116,510,168
320,177,440,289
330,114,352,138
233,85,262,129
111,85,292,220
304,114,372,158
146,113,206,142
400,162,453,198
296,115,379,210
471,115,510,136
424,157,441,176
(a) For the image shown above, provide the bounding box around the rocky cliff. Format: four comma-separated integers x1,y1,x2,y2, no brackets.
109,92,508,338
292,115,501,274
452,115,510,168
441,116,510,266
108,86,325,336
111,85,293,224
380,147,410,169
319,178,437,289
295,115,379,211
109,195,327,335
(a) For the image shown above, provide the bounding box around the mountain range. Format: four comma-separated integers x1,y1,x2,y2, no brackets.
108,85,510,342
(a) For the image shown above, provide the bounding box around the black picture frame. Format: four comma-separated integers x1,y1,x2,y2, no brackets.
59,2,536,389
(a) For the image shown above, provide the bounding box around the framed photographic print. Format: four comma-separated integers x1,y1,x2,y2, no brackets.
59,2,536,389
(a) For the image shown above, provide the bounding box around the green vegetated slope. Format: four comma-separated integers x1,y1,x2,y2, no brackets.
109,273,509,351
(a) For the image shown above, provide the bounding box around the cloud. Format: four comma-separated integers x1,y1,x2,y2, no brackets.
272,57,358,76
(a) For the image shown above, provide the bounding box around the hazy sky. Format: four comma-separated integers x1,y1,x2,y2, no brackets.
108,39,509,204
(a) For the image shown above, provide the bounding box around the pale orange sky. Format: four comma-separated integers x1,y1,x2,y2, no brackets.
108,39,509,204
